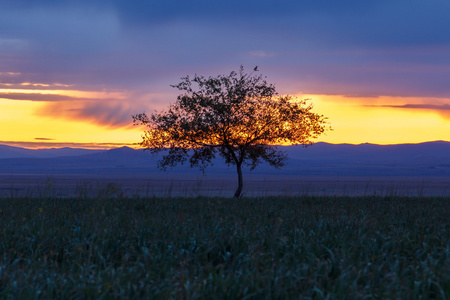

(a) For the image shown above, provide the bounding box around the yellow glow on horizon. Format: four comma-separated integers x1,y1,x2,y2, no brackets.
0,99,141,149
1,93,450,149
300,94,450,144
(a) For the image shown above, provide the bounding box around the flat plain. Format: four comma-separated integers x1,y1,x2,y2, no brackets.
1,174,449,198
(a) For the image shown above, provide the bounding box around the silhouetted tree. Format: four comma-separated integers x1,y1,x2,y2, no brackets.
133,66,329,197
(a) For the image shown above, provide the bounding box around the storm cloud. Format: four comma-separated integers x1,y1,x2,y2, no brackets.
2,0,450,128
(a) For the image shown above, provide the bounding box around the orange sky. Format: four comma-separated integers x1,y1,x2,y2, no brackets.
1,85,449,149
2,1,450,149
307,94,450,145
0,86,142,149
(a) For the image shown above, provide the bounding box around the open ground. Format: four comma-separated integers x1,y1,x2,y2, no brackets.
1,174,449,198
0,195,448,299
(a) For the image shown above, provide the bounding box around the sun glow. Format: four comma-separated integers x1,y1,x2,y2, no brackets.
1,88,449,149
0,98,141,149
302,94,450,144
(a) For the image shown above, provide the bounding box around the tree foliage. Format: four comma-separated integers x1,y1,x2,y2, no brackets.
133,66,329,197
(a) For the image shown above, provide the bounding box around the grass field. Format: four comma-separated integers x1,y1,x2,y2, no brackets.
0,195,448,299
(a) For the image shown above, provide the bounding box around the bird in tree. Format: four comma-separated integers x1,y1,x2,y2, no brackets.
133,66,329,198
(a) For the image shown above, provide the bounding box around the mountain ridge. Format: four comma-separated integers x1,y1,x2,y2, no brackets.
0,141,449,177
0,144,103,159
1,140,449,159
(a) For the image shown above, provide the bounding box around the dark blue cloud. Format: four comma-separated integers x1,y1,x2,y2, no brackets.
1,0,450,101
105,0,450,48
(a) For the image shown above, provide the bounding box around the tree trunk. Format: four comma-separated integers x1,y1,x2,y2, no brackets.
233,163,243,198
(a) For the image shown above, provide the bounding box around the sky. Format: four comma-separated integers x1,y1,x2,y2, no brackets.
1,0,449,149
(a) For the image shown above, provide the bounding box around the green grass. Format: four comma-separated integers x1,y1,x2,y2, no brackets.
0,196,448,299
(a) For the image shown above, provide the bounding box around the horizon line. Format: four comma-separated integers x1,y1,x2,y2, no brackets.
1,139,449,150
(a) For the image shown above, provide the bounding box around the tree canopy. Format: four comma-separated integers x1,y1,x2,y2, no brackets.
133,66,329,197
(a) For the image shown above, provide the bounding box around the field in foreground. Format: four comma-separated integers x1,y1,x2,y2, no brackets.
0,196,448,299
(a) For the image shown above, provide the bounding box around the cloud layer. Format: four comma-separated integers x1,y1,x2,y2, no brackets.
1,0,450,132
2,1,450,90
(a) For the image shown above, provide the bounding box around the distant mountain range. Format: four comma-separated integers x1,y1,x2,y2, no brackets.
0,141,449,177
0,144,102,159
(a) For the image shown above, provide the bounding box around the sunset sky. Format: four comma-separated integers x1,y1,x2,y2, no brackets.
1,0,449,149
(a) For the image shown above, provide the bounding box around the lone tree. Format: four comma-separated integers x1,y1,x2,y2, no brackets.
133,66,329,197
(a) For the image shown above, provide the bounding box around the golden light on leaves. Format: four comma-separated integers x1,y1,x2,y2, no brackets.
134,66,330,197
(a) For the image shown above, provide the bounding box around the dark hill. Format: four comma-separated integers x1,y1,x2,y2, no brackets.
0,144,101,159
0,141,449,177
